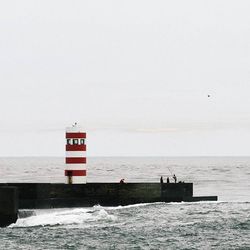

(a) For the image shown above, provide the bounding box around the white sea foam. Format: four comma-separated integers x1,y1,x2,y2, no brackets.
11,203,160,228
104,202,164,210
10,207,117,228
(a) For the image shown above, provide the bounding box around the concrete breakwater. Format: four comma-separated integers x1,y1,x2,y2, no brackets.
0,183,217,227
0,187,18,227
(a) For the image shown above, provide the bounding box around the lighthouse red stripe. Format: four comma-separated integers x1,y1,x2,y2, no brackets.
66,133,86,139
66,145,86,151
66,157,86,164
65,170,86,176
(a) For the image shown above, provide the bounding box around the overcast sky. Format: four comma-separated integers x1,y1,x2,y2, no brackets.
0,0,250,156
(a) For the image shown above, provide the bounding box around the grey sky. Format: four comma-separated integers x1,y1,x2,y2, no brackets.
0,0,250,156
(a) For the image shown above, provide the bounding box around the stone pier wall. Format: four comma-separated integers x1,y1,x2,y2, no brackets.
0,186,18,227
0,183,193,208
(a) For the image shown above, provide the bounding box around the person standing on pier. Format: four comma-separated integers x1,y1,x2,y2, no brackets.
173,174,177,183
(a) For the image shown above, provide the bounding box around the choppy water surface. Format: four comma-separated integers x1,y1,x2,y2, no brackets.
0,157,250,249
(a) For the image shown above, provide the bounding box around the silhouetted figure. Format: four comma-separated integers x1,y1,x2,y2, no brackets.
160,176,163,184
173,174,177,183
120,179,125,184
167,177,170,183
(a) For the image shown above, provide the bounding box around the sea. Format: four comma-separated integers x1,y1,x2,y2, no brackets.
0,157,249,250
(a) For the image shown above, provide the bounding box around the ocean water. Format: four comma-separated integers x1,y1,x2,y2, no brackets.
0,157,250,249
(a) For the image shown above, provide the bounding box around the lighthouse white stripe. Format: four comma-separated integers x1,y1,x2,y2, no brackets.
65,165,86,171
65,151,86,158
66,126,84,133
65,163,86,169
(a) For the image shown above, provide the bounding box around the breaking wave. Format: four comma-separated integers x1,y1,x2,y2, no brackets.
10,202,164,228
10,206,117,228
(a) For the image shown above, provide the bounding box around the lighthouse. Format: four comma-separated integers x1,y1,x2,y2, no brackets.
65,123,87,184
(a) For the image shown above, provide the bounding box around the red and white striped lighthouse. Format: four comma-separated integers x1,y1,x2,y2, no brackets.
65,123,87,184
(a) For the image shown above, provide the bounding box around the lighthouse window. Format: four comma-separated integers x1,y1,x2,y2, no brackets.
67,139,72,145
73,139,79,145
80,139,85,145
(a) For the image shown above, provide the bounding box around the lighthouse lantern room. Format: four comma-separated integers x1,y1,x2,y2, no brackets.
65,123,87,184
